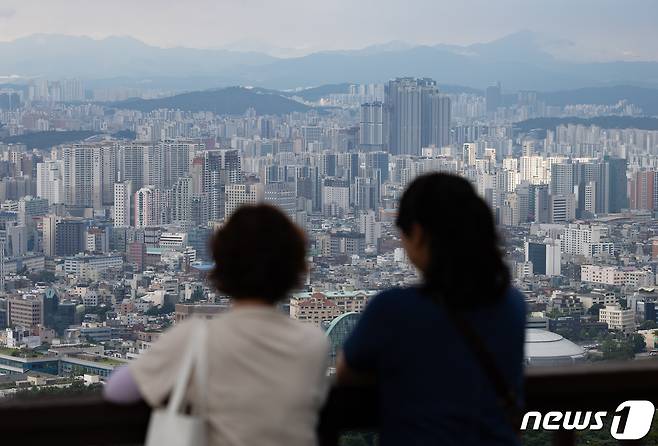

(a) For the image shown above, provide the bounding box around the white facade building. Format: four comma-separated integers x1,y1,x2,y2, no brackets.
581,265,655,288
599,304,636,332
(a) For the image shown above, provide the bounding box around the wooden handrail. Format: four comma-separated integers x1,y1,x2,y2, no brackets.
2,361,658,445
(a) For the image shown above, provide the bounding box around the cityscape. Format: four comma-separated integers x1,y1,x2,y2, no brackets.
1,74,657,387
1,1,658,443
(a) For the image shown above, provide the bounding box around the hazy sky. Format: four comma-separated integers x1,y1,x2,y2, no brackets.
1,0,657,60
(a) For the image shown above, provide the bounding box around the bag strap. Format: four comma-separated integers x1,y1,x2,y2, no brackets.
165,322,207,415
441,300,522,432
192,321,208,417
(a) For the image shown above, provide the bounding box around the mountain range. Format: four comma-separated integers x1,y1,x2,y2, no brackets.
3,32,658,92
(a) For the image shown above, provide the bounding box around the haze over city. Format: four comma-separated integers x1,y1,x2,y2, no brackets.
0,0,657,61
1,1,658,444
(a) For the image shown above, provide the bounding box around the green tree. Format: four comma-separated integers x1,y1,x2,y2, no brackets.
145,302,175,316
639,320,658,330
630,333,647,353
28,270,57,284
601,338,635,360
587,303,604,317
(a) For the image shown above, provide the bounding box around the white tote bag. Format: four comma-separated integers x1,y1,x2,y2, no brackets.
145,322,208,446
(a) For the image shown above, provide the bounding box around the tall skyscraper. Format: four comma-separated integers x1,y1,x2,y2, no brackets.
359,102,386,149
365,151,390,182
486,82,502,113
172,177,193,224
606,157,628,213
134,186,158,228
550,161,575,197
91,144,116,208
630,169,658,210
42,215,57,257
0,241,5,293
421,84,451,148
386,77,452,156
117,143,145,189
534,184,550,224
62,145,94,207
386,78,422,156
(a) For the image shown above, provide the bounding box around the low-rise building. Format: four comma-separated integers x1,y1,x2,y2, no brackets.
290,290,376,325
599,304,636,332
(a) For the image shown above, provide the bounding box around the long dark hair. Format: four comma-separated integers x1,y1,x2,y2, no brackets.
396,173,510,309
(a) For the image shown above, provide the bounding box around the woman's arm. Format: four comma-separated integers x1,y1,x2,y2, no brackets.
103,366,143,404
336,352,376,386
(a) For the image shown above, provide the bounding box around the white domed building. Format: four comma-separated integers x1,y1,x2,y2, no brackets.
525,329,586,366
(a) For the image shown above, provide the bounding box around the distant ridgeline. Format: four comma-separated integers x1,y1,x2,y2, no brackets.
113,86,311,115
514,116,658,135
1,130,136,150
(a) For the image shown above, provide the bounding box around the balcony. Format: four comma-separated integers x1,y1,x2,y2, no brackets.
2,360,658,445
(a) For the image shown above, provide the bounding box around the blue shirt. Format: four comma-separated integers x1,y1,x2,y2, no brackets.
343,287,526,446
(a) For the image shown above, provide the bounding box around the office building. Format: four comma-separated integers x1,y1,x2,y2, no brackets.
7,294,44,330
55,218,86,256
525,239,561,276
224,181,264,220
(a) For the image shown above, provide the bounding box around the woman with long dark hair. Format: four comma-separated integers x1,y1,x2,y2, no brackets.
337,173,526,445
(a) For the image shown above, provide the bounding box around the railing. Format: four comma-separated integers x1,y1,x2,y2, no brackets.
2,361,658,445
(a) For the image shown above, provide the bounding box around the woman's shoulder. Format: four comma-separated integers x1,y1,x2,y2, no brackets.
503,287,527,315
375,286,421,300
365,286,424,313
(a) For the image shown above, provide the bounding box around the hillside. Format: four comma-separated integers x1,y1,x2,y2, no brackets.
1,130,136,150
514,116,658,133
539,86,658,115
114,87,311,115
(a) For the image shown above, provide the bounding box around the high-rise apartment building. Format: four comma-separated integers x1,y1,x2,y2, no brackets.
421,88,451,148
322,178,350,217
486,82,502,113
386,78,422,156
113,181,132,228
62,145,94,207
172,177,192,224
630,169,657,211
550,161,575,197
386,77,452,156
359,102,386,149
134,186,159,228
42,215,57,257
36,160,64,205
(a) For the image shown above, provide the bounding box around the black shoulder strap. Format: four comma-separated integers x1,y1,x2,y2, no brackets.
442,302,522,432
